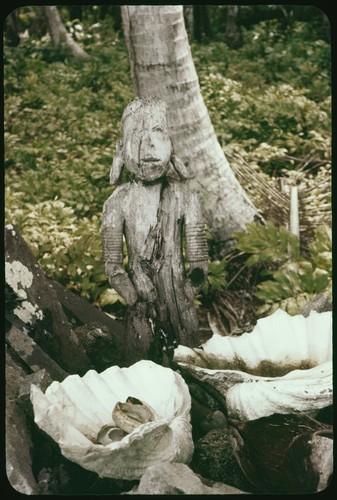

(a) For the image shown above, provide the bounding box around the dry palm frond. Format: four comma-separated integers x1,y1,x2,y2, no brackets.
227,150,331,243
228,150,289,227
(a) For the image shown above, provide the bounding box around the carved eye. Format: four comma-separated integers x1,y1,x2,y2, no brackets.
152,126,164,133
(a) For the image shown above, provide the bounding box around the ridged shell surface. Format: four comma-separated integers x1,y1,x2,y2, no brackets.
174,310,332,421
30,360,193,479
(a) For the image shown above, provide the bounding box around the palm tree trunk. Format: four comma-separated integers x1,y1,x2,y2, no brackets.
121,5,263,249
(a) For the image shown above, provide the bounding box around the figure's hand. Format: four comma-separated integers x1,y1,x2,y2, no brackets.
134,275,157,304
129,300,157,320
187,261,208,293
105,263,138,306
130,300,148,316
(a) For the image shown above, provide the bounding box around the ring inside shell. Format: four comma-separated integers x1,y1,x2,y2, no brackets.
96,396,157,444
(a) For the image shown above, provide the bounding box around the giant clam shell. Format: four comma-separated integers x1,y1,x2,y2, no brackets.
30,360,193,479
174,309,332,421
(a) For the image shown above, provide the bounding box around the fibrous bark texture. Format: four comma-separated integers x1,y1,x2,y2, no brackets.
121,5,263,248
225,5,243,49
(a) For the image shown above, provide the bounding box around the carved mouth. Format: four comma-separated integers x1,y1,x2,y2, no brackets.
141,158,160,162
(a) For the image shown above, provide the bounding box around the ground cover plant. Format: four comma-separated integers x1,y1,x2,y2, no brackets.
4,6,331,327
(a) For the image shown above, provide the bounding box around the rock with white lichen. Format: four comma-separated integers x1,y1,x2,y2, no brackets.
5,224,91,375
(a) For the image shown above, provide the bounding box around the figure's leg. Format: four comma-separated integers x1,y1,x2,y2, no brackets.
175,299,200,347
157,271,201,349
125,303,162,365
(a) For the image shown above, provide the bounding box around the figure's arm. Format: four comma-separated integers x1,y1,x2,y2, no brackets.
102,192,138,306
185,190,208,293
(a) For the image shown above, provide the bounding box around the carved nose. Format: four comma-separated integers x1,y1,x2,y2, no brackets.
143,132,155,149
140,134,156,161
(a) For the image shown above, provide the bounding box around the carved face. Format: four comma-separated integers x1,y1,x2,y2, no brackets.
122,104,172,182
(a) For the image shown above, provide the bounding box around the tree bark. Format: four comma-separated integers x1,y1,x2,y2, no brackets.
5,11,21,46
68,5,82,21
193,5,212,41
121,5,263,249
225,5,243,49
183,6,194,41
193,5,203,42
40,6,89,59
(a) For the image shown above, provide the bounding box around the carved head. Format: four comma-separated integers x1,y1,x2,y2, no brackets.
110,97,189,183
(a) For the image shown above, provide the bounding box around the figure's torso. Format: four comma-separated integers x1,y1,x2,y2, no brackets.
122,180,185,265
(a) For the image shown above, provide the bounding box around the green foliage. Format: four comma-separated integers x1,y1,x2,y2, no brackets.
240,19,331,100
5,188,126,310
235,222,332,316
202,259,228,295
5,189,78,261
193,16,331,177
235,221,300,265
6,189,101,297
4,10,331,317
4,18,133,227
308,225,332,275
198,72,330,176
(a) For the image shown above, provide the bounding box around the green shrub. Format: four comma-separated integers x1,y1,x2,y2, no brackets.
235,222,331,315
234,221,300,265
193,19,331,177
198,73,330,176
201,259,228,296
5,187,125,309
4,15,331,317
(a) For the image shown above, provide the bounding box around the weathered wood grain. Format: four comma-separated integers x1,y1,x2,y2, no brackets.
102,97,208,364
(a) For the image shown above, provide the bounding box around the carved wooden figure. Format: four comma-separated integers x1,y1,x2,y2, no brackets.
102,97,208,364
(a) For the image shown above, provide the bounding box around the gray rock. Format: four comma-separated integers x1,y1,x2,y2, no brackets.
18,369,54,420
18,369,53,400
5,225,91,374
6,345,27,401
191,428,251,492
73,322,125,371
228,412,332,494
126,462,248,495
310,433,333,492
37,465,71,495
51,279,127,367
300,293,332,317
190,396,227,438
51,279,125,335
6,403,39,495
6,325,68,382
6,348,39,495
